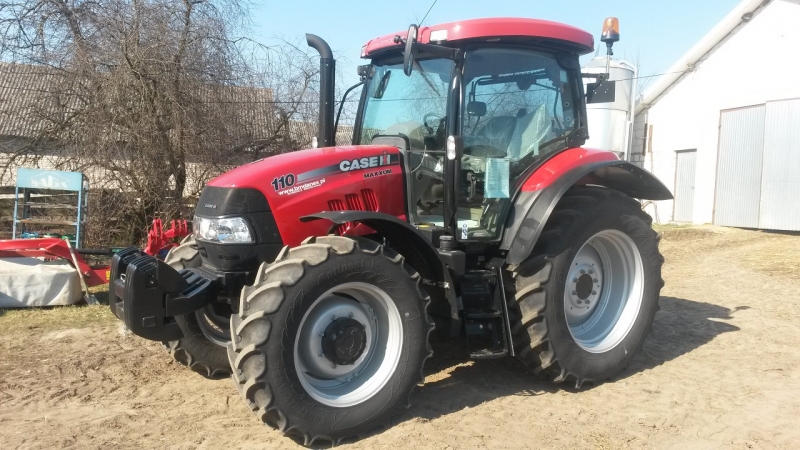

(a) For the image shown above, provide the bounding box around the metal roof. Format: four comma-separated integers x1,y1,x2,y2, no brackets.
0,62,280,143
0,63,66,138
636,0,770,115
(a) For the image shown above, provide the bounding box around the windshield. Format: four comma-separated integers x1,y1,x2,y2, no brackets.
360,58,454,150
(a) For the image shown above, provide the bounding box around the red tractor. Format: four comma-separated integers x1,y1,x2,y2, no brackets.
109,17,671,445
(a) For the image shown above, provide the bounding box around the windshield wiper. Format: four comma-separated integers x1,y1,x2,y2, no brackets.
373,71,392,99
413,60,441,96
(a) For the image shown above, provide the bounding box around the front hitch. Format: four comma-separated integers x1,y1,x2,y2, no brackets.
109,248,213,341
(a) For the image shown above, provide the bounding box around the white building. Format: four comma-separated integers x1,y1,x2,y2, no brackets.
631,0,800,230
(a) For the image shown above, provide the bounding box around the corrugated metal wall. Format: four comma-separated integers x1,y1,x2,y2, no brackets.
714,105,765,228
759,99,800,230
714,98,800,231
674,151,697,222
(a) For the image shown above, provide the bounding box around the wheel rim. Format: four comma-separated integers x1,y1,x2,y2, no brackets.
564,229,644,353
195,304,231,347
294,282,403,408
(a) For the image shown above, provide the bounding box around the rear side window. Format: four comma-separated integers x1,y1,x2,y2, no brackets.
461,47,577,163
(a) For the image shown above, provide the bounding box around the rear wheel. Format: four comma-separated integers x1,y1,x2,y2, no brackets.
228,236,433,445
162,238,232,378
508,186,664,387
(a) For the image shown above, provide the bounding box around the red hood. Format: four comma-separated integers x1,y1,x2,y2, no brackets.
207,145,406,246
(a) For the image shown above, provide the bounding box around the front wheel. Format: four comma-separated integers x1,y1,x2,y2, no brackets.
508,186,664,387
162,238,232,378
228,236,433,445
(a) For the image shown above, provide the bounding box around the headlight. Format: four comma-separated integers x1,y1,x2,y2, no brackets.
193,216,254,243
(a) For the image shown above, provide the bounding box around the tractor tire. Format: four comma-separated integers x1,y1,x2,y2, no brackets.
162,238,232,378
228,236,433,445
507,186,664,388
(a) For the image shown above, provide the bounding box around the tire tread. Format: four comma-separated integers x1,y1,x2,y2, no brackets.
228,235,434,445
508,187,664,389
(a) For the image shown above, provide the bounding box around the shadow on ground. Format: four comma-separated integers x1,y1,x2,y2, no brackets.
396,296,741,425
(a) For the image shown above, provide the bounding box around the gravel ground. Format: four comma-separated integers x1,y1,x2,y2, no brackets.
1,225,798,449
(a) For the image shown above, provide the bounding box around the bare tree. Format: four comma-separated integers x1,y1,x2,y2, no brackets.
0,0,322,246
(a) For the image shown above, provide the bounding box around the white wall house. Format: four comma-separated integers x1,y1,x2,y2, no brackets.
632,0,800,229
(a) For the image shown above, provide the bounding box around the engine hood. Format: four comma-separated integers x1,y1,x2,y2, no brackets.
205,145,406,246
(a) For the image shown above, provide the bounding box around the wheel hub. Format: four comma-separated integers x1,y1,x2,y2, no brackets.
321,318,367,365
565,252,604,326
563,230,645,353
294,282,404,407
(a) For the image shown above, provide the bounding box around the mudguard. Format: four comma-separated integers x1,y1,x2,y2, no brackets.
502,160,672,266
300,211,459,330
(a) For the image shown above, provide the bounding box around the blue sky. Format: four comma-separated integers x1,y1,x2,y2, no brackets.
248,0,743,90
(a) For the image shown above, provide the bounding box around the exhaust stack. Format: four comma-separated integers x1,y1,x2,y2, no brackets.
306,34,336,148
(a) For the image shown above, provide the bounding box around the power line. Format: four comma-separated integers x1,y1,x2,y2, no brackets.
0,70,691,106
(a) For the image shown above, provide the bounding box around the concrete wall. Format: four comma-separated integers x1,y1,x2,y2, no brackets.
634,0,800,224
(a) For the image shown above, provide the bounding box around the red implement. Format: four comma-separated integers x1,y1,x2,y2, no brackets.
0,238,109,287
143,218,191,257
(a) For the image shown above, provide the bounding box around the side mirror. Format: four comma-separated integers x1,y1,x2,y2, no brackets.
403,24,418,77
586,79,616,104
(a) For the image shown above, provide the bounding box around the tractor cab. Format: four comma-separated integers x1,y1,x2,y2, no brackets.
355,19,595,243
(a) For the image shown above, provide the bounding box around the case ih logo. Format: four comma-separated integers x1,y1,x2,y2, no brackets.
339,152,395,172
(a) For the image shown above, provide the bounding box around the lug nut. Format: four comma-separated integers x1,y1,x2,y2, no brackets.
593,278,598,283
318,351,323,357
580,269,586,274
588,269,594,275
331,363,337,369
572,290,577,295
573,278,578,283
319,331,324,337
348,312,354,318
592,291,597,295
330,315,336,321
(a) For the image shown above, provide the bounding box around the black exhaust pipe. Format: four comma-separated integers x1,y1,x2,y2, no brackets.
306,34,336,148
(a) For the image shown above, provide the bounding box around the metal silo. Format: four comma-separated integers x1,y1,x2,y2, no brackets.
582,56,637,159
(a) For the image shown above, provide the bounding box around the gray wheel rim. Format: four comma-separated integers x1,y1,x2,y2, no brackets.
294,282,403,407
564,229,644,353
195,304,231,347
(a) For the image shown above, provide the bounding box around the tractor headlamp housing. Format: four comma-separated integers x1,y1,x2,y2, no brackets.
193,216,254,244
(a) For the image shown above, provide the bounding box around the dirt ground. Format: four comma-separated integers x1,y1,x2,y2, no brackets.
2,225,799,449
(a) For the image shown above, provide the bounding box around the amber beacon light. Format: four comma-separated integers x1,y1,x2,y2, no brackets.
601,17,620,43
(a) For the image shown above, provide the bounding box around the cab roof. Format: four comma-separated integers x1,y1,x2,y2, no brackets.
362,17,595,58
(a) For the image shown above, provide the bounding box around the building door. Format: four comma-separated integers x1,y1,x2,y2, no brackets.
714,100,800,231
713,105,766,228
758,99,800,230
673,150,697,223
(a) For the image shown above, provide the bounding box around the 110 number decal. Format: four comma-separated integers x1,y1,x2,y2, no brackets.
271,174,295,191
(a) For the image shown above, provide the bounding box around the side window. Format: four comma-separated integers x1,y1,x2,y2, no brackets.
457,48,578,241
462,48,576,163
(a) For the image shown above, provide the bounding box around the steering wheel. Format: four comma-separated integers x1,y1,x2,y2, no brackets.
423,113,444,135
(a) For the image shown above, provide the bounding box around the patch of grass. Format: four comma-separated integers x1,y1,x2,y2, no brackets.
88,283,110,304
654,224,721,242
0,304,117,336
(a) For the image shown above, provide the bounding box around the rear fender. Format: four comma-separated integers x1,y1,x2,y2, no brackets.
300,211,459,330
502,160,672,265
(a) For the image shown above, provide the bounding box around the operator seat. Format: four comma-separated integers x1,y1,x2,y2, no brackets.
507,104,554,160
472,116,517,157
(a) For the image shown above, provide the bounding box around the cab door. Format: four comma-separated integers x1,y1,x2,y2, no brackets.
455,46,580,241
